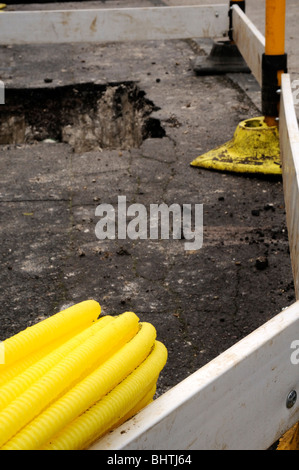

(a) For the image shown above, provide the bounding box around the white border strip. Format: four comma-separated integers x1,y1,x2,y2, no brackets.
90,301,299,450
0,5,228,45
232,5,265,86
280,74,299,299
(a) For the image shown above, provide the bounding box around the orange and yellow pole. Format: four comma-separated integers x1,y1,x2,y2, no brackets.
265,0,286,57
262,0,287,126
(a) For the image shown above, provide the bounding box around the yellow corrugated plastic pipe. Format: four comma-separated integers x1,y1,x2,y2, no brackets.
0,302,167,450
0,316,114,413
110,382,157,433
42,341,168,450
0,324,94,388
2,322,156,450
0,300,101,369
0,311,139,447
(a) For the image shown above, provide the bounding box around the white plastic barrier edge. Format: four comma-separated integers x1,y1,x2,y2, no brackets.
0,5,228,45
232,5,265,86
280,73,299,300
91,300,299,450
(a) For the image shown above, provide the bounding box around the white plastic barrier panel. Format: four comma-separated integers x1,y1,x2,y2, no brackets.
232,5,265,86
91,301,299,450
280,74,299,299
0,5,228,45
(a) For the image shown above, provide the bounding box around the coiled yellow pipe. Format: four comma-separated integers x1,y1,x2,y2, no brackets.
0,324,94,388
2,322,156,450
0,316,114,413
0,311,139,447
0,300,101,370
42,341,167,450
0,302,167,450
111,382,157,432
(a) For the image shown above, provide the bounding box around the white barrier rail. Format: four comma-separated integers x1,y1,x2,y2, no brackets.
232,5,265,86
0,5,228,45
91,300,299,450
280,74,299,300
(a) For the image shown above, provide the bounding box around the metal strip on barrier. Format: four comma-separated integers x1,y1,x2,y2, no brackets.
0,5,228,45
232,4,265,86
90,301,299,450
280,74,299,300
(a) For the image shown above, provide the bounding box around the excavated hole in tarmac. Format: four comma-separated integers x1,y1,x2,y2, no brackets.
0,82,165,152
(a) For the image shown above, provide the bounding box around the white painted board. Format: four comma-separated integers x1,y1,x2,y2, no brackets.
232,5,265,86
280,74,299,299
90,301,299,450
0,5,229,45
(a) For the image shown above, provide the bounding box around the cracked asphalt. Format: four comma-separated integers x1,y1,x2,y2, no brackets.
0,1,297,401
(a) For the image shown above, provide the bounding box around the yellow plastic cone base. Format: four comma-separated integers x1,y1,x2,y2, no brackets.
277,423,299,450
191,117,281,175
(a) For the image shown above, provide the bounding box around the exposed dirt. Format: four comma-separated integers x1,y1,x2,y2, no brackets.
0,82,165,152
